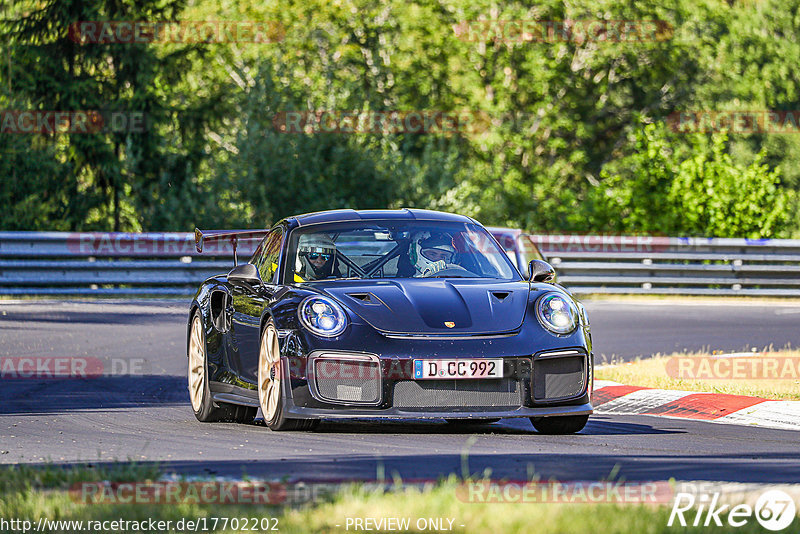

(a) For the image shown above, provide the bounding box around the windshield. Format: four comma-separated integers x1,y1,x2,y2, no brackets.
285,220,520,283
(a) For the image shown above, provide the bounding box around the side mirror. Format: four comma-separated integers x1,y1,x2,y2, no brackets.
228,263,262,286
528,259,555,283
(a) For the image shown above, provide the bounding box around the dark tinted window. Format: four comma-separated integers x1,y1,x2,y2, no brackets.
253,228,283,283
285,220,519,282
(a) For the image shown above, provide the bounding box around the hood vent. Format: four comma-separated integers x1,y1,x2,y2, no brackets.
348,292,376,304
491,291,510,302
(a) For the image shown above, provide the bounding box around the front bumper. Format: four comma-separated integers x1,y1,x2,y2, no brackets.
280,333,593,419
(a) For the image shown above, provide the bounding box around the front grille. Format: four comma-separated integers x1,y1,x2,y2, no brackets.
313,358,380,404
393,379,521,409
533,354,585,401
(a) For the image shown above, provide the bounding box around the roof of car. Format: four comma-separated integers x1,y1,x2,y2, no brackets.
289,208,476,227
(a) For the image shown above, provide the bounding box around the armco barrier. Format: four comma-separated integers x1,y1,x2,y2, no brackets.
0,232,260,296
490,228,800,297
1,230,799,296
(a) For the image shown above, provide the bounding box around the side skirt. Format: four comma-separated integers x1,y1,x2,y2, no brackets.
210,382,259,407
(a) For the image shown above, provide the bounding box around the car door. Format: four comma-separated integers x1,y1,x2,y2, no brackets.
230,227,283,384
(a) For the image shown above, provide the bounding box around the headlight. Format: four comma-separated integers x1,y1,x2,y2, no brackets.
298,295,348,337
536,292,578,335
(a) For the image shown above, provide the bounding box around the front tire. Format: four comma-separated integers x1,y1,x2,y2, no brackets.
530,415,589,435
258,320,318,431
188,310,256,423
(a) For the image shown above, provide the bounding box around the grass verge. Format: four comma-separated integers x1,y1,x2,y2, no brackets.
2,464,798,533
595,349,800,400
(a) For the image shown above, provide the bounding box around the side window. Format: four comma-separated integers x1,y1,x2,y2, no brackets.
257,229,283,284
249,238,267,269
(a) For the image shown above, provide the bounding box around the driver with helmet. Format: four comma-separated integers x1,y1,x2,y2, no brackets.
410,232,457,277
297,233,340,280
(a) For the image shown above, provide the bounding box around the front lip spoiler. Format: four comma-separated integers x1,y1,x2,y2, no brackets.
281,401,593,420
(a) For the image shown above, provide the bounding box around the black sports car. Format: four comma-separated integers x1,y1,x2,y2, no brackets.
188,209,593,433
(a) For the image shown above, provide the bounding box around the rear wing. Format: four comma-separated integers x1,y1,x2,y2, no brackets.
194,228,270,265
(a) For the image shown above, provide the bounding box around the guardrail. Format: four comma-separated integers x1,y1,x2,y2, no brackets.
1,230,799,297
491,228,800,297
0,232,259,296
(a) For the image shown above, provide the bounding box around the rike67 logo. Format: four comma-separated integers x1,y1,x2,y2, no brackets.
669,489,796,531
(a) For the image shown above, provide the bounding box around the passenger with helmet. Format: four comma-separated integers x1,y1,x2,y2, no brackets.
409,231,458,277
297,233,341,280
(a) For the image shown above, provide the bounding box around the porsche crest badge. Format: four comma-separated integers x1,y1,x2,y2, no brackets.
444,321,455,328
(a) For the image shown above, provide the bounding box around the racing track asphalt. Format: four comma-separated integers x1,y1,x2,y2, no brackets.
1,298,799,483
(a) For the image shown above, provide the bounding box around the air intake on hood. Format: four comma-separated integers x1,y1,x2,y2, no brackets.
348,293,376,304
491,291,510,302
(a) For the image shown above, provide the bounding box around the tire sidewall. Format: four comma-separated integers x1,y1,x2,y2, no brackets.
190,311,215,421
260,320,287,429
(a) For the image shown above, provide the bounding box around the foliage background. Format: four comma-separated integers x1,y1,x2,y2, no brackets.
1,0,798,237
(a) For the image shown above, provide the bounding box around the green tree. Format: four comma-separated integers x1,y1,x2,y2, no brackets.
588,122,789,238
3,0,226,231
2,0,798,236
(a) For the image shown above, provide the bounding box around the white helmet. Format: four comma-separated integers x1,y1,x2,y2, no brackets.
410,232,456,275
298,233,337,279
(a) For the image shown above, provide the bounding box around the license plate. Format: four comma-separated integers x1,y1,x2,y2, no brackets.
414,359,503,379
